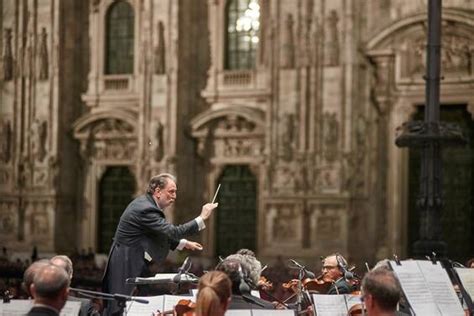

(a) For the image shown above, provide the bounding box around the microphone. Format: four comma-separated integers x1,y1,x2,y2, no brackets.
335,255,353,280
173,257,190,283
289,259,316,279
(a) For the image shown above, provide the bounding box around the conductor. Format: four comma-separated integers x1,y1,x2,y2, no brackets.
102,173,218,315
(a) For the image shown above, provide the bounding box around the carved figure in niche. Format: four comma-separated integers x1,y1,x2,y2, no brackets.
31,119,48,163
324,10,339,67
322,113,339,162
279,113,294,161
155,21,166,74
32,213,49,236
280,14,295,69
0,120,12,163
273,206,297,240
316,214,341,238
153,121,164,162
3,28,13,80
38,27,49,80
273,163,296,193
0,205,15,235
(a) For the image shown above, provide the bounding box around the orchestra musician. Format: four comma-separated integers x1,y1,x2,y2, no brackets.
361,268,402,316
195,271,232,316
321,253,356,295
215,258,275,310
102,173,218,316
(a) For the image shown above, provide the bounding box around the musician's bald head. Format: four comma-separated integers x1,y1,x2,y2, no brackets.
362,268,401,314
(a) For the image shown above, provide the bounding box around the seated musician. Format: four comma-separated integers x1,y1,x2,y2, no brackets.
321,253,355,295
361,268,401,316
215,258,274,310
195,271,232,316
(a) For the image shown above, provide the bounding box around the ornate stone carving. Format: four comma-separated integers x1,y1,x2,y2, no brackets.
31,119,48,163
322,112,339,162
77,118,137,161
278,113,295,161
0,120,12,163
31,212,50,237
280,14,295,69
0,202,17,236
91,0,101,12
311,204,345,244
38,28,49,80
155,21,166,75
266,203,301,243
3,28,13,80
324,10,339,67
403,32,473,78
272,159,308,194
153,121,164,162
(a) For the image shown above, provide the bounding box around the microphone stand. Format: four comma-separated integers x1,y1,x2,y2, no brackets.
69,287,149,316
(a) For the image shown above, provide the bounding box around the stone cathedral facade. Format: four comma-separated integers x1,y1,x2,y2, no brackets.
1,0,474,267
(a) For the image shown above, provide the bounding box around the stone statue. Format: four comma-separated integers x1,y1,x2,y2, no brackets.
155,21,166,74
39,28,49,80
3,28,13,80
0,120,12,163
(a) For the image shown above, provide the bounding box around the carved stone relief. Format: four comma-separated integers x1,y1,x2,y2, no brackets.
280,14,295,69
153,121,164,162
0,120,12,163
401,31,473,79
38,27,49,80
155,21,166,75
77,118,137,161
278,113,295,161
311,204,346,248
324,10,339,67
25,201,53,241
0,201,17,236
31,119,48,163
3,28,13,80
322,112,339,162
265,202,302,247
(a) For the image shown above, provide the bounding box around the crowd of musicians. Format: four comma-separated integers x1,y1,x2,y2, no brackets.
3,173,474,315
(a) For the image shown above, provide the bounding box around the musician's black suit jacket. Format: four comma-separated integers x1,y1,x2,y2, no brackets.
102,193,199,315
27,306,59,316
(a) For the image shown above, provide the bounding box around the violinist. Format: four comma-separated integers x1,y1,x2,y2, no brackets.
195,271,232,316
215,258,275,310
361,268,402,316
321,253,355,295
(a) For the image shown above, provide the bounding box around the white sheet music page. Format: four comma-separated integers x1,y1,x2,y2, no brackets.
390,260,441,316
0,300,32,316
455,267,474,301
252,310,296,315
312,294,348,316
224,309,252,316
125,295,164,316
60,301,82,316
417,261,464,316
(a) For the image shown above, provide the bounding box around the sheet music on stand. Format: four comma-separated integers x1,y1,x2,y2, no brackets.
0,300,81,316
224,310,294,316
311,294,361,316
125,295,193,316
454,267,474,301
389,259,465,316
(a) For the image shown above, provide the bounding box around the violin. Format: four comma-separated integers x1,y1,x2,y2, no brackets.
257,276,273,291
282,274,332,294
155,299,196,316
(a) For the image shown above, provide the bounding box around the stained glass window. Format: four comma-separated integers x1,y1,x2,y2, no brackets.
225,0,260,70
105,1,134,74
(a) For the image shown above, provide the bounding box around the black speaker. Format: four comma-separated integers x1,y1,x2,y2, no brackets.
336,254,353,280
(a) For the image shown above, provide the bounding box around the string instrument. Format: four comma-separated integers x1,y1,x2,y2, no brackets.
257,276,273,291
155,299,196,316
282,274,332,294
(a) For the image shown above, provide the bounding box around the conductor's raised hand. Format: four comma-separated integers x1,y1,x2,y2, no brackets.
200,203,218,220
184,241,203,251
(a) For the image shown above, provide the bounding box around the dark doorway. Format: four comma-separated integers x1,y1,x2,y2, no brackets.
408,105,474,263
98,166,136,253
215,165,257,257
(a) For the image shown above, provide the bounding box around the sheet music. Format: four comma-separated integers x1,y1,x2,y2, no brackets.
417,261,465,316
390,260,441,316
251,310,295,315
60,301,82,316
455,267,474,300
390,260,465,316
0,300,32,316
312,294,349,316
125,295,164,316
224,310,252,316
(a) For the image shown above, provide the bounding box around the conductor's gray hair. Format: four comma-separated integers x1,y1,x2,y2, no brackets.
146,173,177,194
51,255,74,279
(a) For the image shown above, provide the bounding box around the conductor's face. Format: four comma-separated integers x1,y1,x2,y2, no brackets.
155,180,177,209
